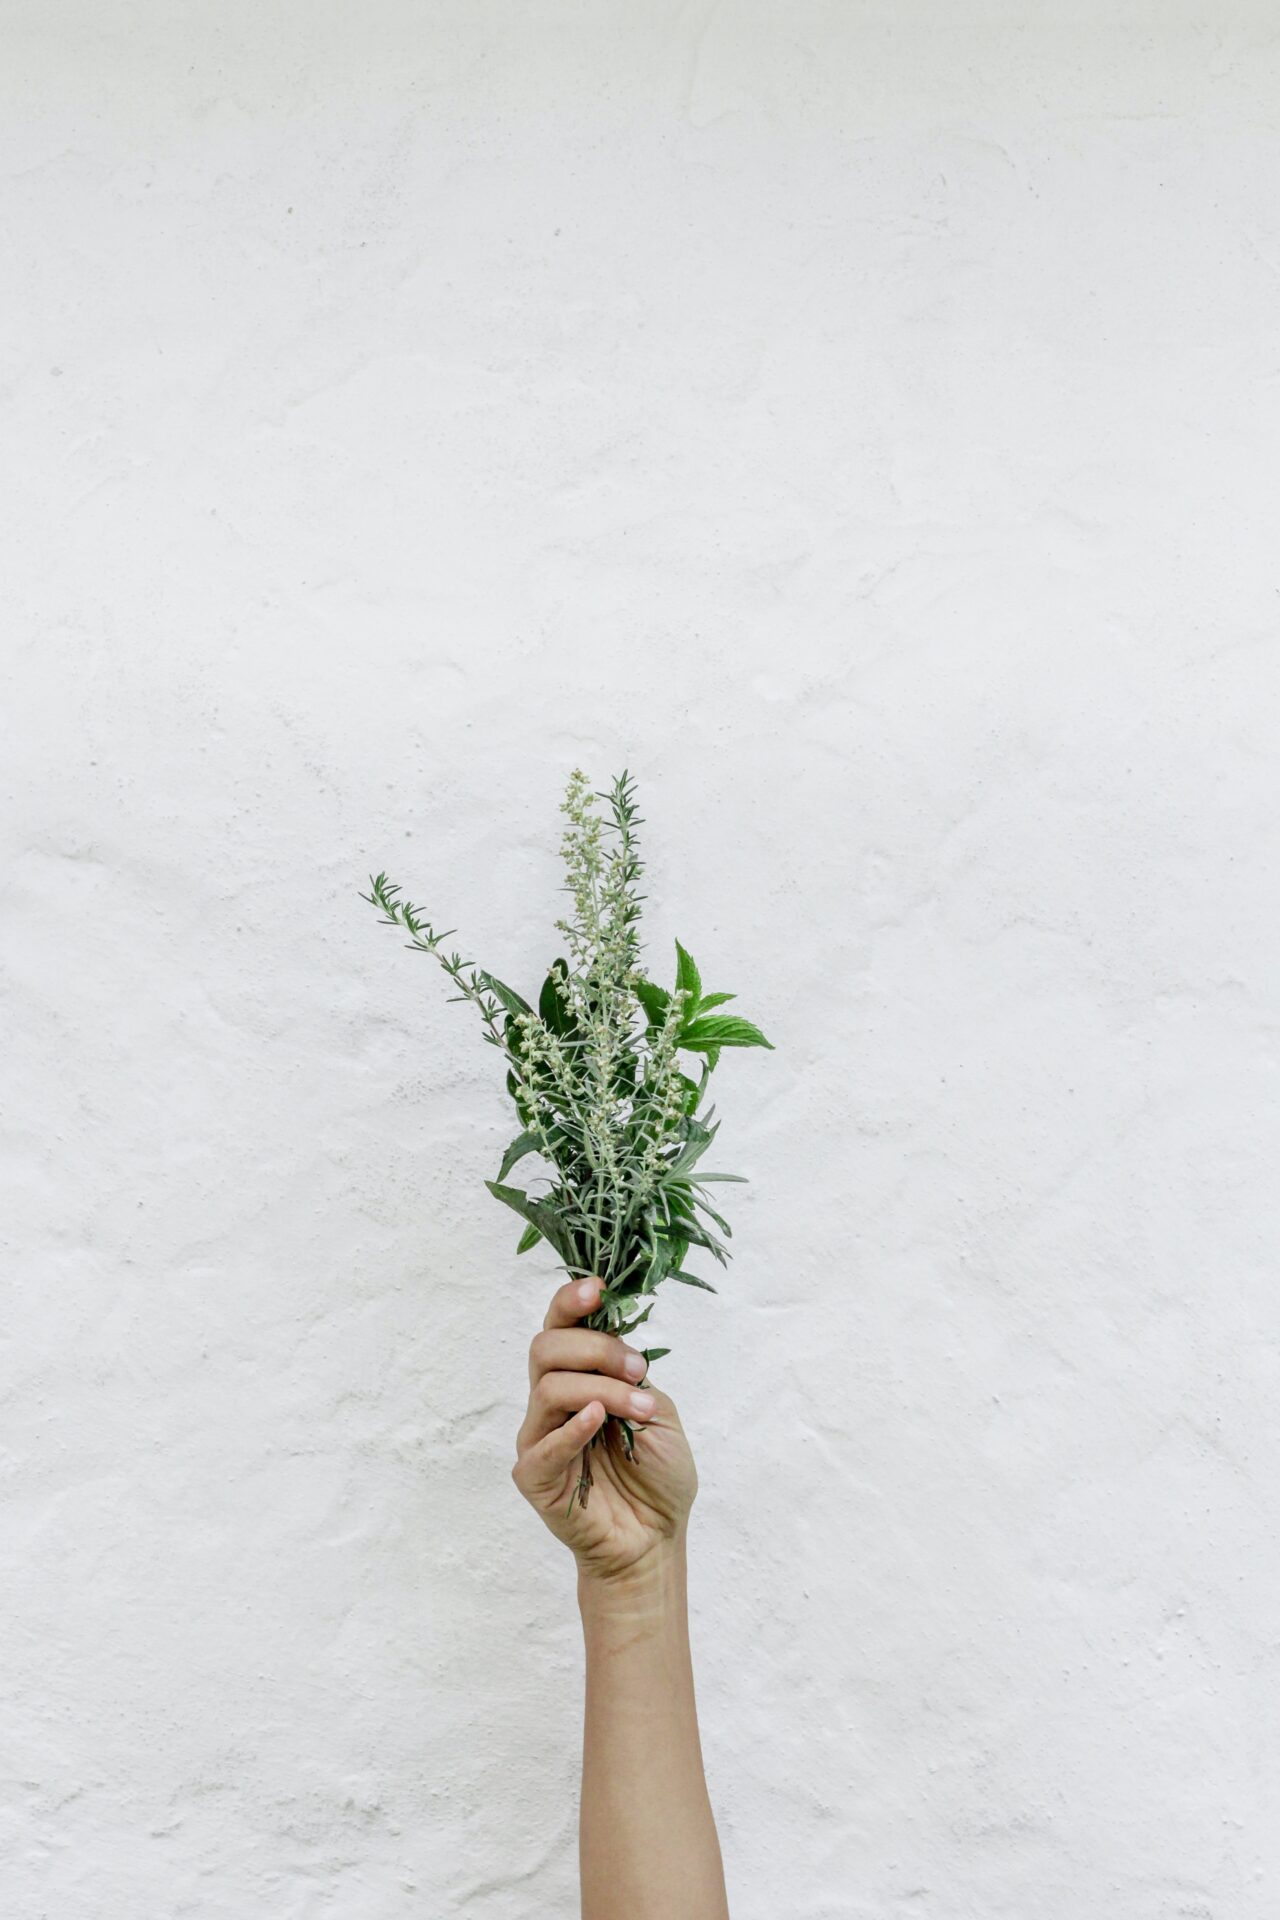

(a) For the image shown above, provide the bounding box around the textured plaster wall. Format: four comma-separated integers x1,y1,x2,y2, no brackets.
4,5,1280,1916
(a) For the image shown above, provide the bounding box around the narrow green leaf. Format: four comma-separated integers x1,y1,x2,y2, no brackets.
692,1192,733,1237
695,991,736,1012
641,1347,672,1363
670,1270,718,1293
478,972,533,1019
674,940,702,1005
675,1214,729,1262
693,1172,748,1183
496,1130,539,1183
515,1223,542,1254
666,1117,720,1176
485,1181,576,1264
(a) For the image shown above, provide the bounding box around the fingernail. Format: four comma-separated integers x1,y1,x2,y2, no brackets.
622,1351,647,1381
630,1390,656,1417
577,1279,598,1305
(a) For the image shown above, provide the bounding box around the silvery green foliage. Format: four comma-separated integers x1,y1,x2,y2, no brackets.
362,769,771,1490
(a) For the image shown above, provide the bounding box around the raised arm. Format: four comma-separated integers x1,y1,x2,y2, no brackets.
511,1274,731,1920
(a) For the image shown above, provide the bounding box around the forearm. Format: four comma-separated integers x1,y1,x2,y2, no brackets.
578,1540,730,1920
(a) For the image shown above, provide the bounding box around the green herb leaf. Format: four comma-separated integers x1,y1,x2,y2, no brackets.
667,1117,720,1176
539,959,575,1035
634,978,669,1027
674,940,701,1005
364,769,775,1334
677,1071,703,1115
616,1300,656,1336
692,1191,733,1237
641,1346,671,1363
505,1068,534,1125
642,1235,676,1292
496,1130,540,1183
670,1269,718,1292
485,1181,576,1265
675,1214,729,1263
478,972,533,1019
679,1014,773,1051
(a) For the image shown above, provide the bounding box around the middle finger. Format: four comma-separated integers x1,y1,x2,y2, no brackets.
528,1326,649,1389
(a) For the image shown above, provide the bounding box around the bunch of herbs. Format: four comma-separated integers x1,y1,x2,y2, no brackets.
361,769,771,1509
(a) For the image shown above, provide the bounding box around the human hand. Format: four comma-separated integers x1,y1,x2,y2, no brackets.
511,1275,699,1587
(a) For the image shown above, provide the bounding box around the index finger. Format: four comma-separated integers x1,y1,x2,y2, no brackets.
543,1274,603,1331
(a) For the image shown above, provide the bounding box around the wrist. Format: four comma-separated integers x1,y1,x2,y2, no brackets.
577,1535,689,1622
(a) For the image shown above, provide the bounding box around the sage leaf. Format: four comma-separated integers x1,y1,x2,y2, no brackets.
478,972,533,1019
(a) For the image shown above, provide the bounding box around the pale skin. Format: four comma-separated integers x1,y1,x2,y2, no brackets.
512,1273,731,1920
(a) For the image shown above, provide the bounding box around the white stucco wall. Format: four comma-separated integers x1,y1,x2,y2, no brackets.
5,5,1279,1915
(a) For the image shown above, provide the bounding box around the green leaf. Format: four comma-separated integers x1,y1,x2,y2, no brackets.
616,1300,656,1336
666,1117,720,1176
673,1213,729,1263
485,1181,576,1264
695,991,736,1012
679,1014,773,1051
642,1235,676,1292
515,1223,542,1254
539,959,575,1035
677,1071,702,1115
505,1068,533,1126
634,978,669,1027
674,940,701,1006
641,1346,671,1363
478,972,533,1019
693,1172,748,1183
670,1270,718,1293
496,1130,540,1183
692,1191,733,1237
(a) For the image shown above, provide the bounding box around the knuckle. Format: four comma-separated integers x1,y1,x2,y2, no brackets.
595,1332,627,1373
529,1329,553,1368
531,1373,556,1412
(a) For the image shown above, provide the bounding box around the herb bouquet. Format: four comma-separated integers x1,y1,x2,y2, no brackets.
361,769,772,1512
